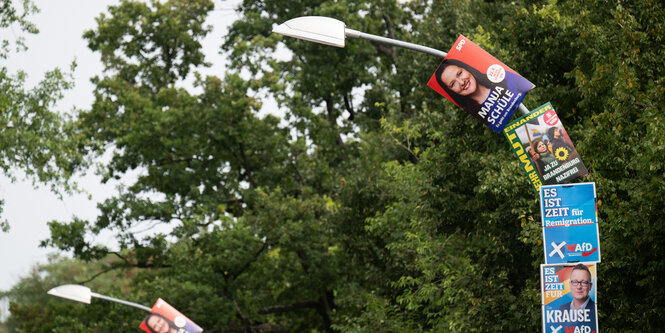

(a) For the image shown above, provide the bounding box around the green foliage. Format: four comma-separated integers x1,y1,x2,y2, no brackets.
0,0,37,59
0,0,84,230
1,255,145,333
83,0,213,90
8,0,664,332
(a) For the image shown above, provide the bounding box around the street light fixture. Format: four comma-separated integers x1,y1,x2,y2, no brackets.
272,16,530,115
272,16,447,58
47,284,151,312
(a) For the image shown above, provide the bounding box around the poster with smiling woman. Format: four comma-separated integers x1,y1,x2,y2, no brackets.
140,298,203,333
428,35,535,133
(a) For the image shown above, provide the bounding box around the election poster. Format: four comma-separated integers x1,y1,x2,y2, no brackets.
541,182,600,264
428,35,535,133
140,298,203,333
504,102,588,191
541,263,598,333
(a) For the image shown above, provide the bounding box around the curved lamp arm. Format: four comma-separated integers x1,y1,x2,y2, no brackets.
272,16,446,58
47,284,151,312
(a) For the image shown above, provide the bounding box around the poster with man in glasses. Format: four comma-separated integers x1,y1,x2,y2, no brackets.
541,263,598,333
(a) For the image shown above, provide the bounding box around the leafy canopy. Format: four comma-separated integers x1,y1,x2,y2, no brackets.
4,0,665,332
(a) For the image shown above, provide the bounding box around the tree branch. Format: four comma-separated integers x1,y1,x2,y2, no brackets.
325,96,345,147
75,265,120,285
370,13,398,59
258,301,319,314
317,290,334,333
343,94,355,120
221,323,288,333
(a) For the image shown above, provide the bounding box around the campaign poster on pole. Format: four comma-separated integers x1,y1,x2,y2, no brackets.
504,102,588,192
140,298,203,333
541,263,598,333
541,182,600,264
427,35,535,133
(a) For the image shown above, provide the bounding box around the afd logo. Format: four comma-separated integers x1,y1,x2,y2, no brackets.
564,325,595,333
566,243,597,257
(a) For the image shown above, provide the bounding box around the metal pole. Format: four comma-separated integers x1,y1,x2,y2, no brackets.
91,292,152,312
345,28,447,58
345,28,531,115
517,103,530,115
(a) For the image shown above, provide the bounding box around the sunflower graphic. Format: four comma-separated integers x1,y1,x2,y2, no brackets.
555,147,569,161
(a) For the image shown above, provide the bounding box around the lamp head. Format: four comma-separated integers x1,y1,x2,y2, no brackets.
272,16,346,47
47,284,92,304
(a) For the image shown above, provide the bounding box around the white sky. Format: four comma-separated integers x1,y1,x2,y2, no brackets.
0,0,242,299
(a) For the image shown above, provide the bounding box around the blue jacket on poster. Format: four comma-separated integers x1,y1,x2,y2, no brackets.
479,70,535,133
558,299,597,330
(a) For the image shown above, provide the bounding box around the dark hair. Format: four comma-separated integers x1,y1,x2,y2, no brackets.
532,137,545,152
144,313,176,333
434,59,496,114
547,126,560,141
571,263,592,282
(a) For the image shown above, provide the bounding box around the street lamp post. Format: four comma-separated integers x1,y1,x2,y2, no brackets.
47,284,151,312
272,16,530,115
272,16,446,58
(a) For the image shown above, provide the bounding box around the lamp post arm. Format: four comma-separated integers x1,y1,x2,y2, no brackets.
91,292,152,312
345,28,447,58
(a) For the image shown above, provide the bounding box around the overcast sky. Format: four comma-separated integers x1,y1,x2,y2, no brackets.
0,0,242,300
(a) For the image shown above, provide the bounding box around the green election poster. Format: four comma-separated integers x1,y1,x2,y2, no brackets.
503,102,588,191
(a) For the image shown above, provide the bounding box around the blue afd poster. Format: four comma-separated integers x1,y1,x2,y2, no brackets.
540,182,600,264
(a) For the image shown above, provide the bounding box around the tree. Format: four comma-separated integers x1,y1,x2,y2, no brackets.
43,0,340,331
26,0,665,332
1,254,144,333
0,0,84,231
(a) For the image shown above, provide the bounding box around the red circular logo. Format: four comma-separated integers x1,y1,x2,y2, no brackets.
486,64,506,83
544,110,559,126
